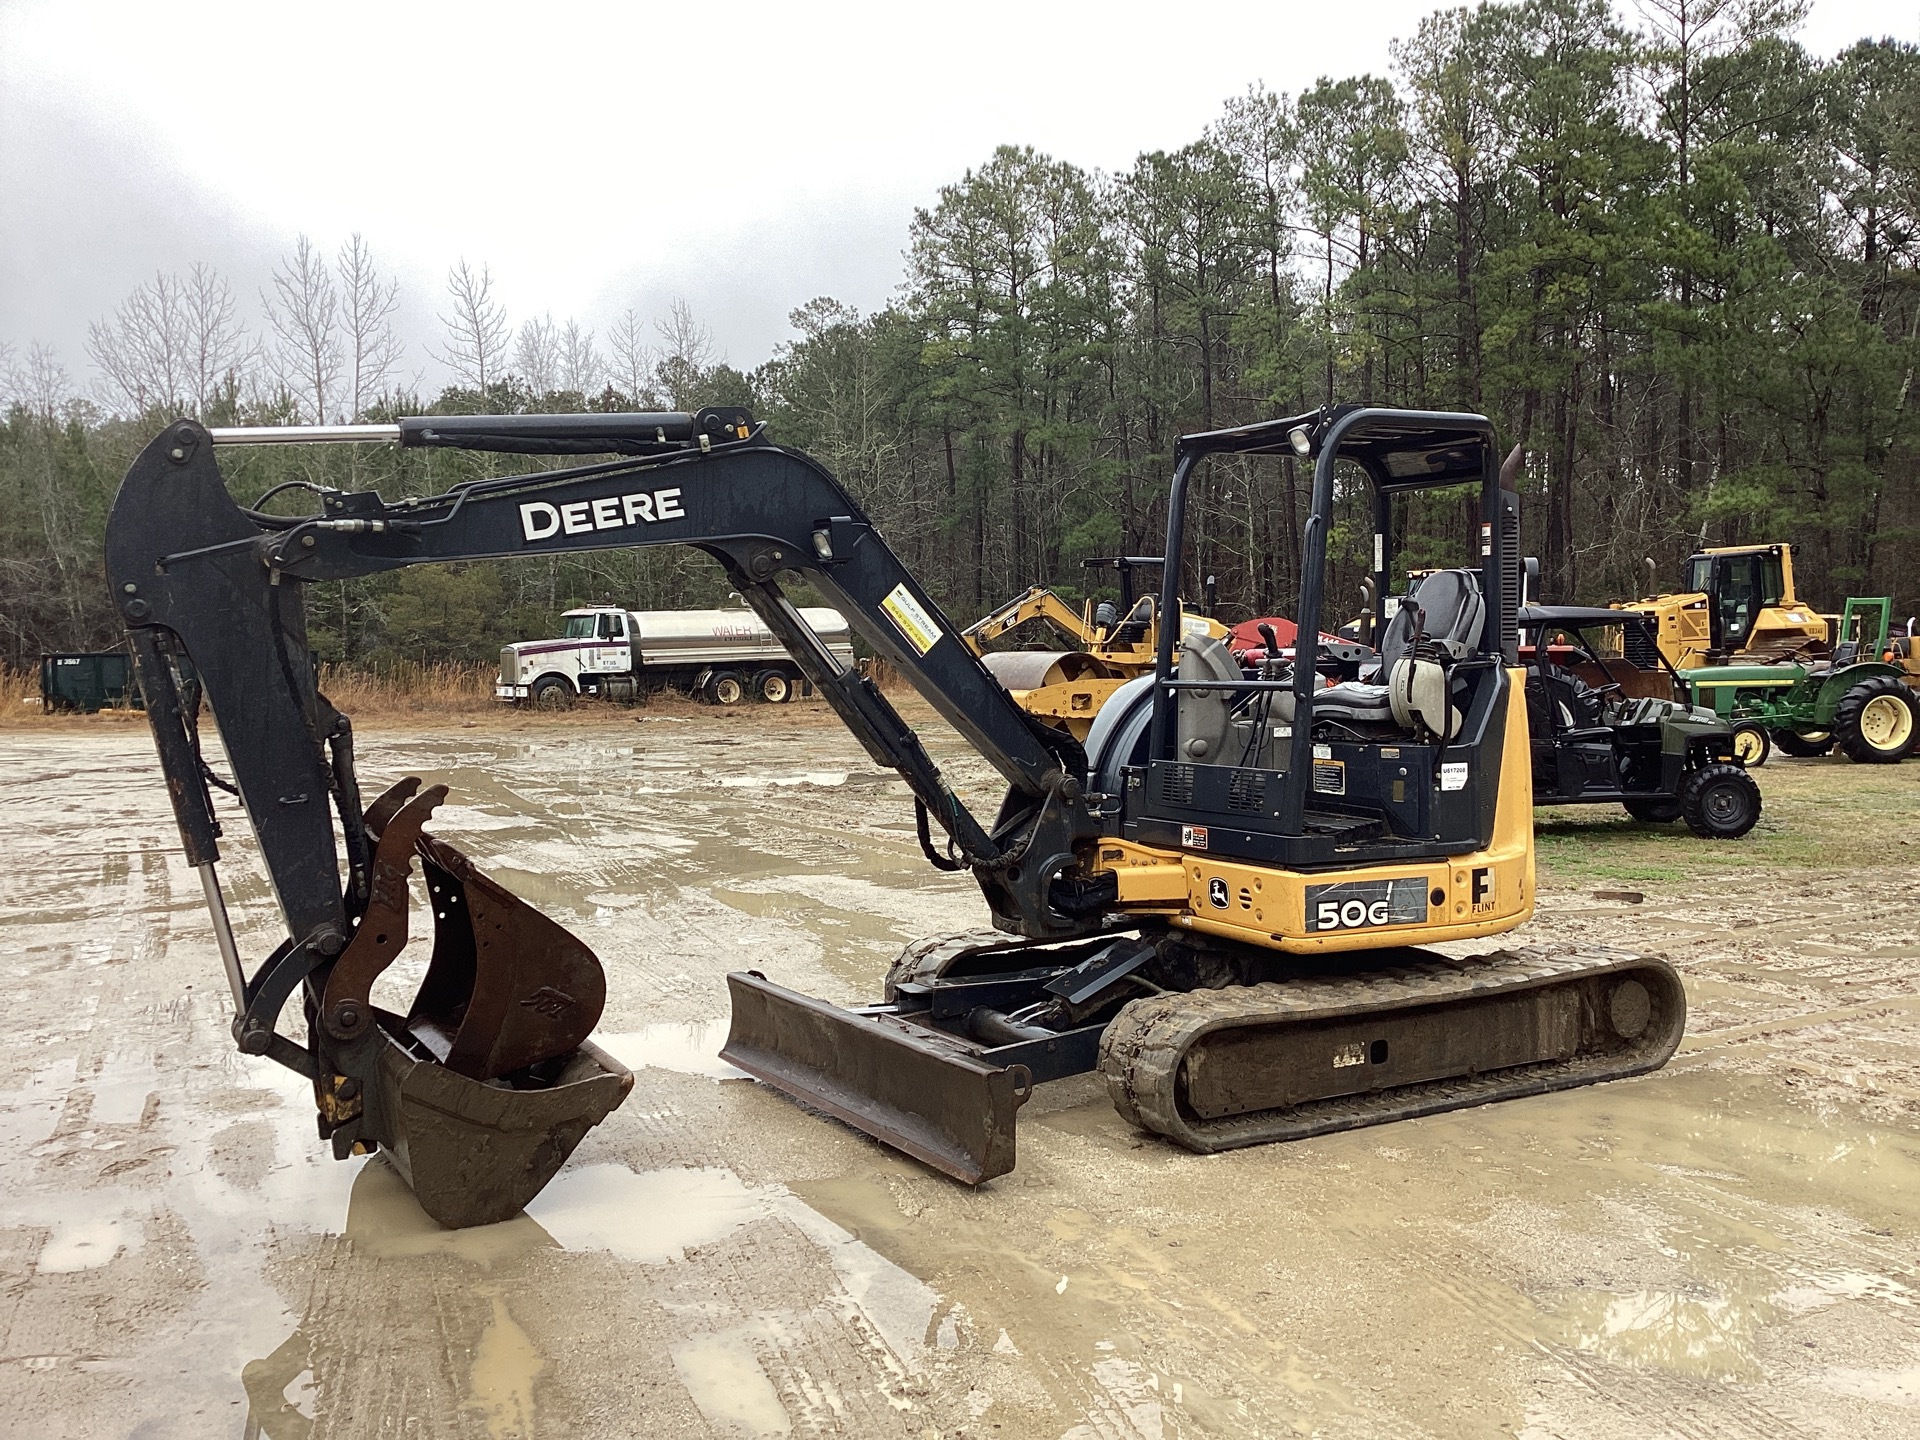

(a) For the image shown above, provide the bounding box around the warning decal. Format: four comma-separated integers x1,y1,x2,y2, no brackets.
880,583,945,655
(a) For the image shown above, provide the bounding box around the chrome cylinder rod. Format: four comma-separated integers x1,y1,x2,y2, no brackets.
208,424,403,446
196,862,250,1013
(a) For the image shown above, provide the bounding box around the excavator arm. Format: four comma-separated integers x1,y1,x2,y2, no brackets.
106,408,1102,1223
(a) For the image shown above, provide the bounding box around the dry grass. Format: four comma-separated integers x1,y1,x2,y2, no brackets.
315,661,498,719
0,664,44,726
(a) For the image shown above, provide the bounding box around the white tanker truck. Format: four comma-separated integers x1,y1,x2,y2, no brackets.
496,601,856,708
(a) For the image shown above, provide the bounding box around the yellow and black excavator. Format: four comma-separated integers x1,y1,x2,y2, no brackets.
963,559,1229,740
107,403,1684,1224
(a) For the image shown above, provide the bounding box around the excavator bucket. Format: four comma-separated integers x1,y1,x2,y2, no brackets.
320,779,632,1227
721,971,1031,1184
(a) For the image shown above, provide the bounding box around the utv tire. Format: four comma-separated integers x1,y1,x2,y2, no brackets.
1680,762,1761,839
755,669,793,704
707,671,746,706
1772,728,1834,758
530,675,575,711
1730,722,1771,767
1833,676,1918,763
1623,798,1683,824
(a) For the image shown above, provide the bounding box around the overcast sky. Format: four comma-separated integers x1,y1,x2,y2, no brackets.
3,0,1915,391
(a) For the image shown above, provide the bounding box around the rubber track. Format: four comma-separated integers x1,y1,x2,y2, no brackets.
1099,945,1685,1152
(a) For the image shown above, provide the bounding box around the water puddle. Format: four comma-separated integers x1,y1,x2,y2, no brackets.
465,1287,546,1440
711,770,849,789
1548,1287,1762,1381
595,1021,749,1081
344,1158,557,1266
527,1163,766,1264
671,1329,794,1436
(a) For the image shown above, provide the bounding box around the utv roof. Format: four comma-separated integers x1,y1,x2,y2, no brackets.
1518,605,1650,629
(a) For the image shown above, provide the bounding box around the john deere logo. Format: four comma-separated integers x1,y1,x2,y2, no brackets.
1207,877,1229,909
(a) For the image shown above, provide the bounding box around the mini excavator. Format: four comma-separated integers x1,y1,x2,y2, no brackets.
107,404,1684,1225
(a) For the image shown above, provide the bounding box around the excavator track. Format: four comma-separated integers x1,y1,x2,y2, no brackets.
1099,946,1683,1153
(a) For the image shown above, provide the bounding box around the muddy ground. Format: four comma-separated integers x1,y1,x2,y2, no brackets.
3,703,1918,1439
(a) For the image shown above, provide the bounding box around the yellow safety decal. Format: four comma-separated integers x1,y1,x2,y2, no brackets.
881,583,945,655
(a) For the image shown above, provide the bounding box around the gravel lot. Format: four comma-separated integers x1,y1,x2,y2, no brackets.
3,706,1917,1438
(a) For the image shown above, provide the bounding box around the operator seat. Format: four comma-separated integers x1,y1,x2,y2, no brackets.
1314,568,1485,737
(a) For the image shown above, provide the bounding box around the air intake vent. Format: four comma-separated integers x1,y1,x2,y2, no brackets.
1228,769,1266,812
1158,764,1195,806
1623,622,1657,668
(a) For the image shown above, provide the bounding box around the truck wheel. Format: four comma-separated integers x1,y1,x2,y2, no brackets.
530,675,575,711
1623,798,1683,824
1834,676,1918,763
755,669,793,704
707,671,745,706
1772,728,1834,758
1680,762,1761,839
1730,722,1770,767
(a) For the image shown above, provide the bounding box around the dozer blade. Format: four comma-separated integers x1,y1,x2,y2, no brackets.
317,777,631,1227
721,971,1032,1184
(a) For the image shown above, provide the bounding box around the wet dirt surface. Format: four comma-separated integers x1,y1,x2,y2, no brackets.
3,709,1918,1438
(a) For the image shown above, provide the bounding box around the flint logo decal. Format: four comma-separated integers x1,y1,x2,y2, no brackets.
1470,866,1497,915
520,488,685,543
1207,877,1229,909
1306,876,1430,933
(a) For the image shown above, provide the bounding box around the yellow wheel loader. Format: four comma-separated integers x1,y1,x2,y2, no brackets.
107,403,1683,1223
1618,543,1829,669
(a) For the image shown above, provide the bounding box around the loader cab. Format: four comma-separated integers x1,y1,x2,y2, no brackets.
1094,407,1523,875
1687,547,1786,652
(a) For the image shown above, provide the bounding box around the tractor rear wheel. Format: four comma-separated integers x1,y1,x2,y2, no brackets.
1772,728,1834,758
1680,763,1761,839
1730,722,1771,767
1623,798,1683,824
1834,676,1919,763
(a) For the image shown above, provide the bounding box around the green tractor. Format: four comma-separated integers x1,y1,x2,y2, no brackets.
1683,598,1919,765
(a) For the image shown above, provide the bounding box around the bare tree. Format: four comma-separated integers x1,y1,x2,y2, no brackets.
513,313,561,395
17,342,74,420
607,308,657,405
86,264,254,417
262,235,341,422
437,260,510,391
652,299,716,408
559,319,602,397
336,234,403,420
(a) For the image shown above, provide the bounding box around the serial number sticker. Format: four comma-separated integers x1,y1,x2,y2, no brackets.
880,583,945,655
1332,1042,1368,1069
1306,877,1431,933
1313,743,1332,759
1440,762,1469,791
1181,825,1209,851
1312,758,1345,795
